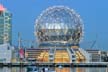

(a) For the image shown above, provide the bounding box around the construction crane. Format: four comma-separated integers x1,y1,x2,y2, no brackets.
90,40,96,49
90,34,98,49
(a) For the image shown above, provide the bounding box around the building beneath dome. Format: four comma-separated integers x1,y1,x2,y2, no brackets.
25,6,91,72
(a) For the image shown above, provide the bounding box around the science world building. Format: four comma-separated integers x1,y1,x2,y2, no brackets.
25,6,90,71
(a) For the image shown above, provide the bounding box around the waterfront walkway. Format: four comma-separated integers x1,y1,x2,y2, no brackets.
0,62,108,67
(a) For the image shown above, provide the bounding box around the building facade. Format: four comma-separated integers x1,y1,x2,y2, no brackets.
86,49,101,62
25,6,90,65
0,4,12,44
0,43,13,63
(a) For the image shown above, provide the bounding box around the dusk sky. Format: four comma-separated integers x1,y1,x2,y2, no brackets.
1,0,108,50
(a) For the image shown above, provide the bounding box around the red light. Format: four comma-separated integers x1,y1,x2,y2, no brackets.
0,4,5,11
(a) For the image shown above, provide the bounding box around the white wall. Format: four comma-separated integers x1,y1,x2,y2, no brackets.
0,43,13,63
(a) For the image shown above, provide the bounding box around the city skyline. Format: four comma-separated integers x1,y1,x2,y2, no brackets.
1,0,108,50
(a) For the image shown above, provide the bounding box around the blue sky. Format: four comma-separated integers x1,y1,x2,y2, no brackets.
2,0,108,50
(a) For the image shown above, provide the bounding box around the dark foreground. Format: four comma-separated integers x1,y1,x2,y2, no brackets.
0,67,107,72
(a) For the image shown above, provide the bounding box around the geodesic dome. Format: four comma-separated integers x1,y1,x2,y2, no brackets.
35,6,84,46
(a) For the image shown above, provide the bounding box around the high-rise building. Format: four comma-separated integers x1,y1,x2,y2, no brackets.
0,4,12,44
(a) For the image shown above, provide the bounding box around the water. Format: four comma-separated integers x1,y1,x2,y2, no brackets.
0,67,107,72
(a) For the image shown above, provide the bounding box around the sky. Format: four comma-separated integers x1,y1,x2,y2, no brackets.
1,0,108,50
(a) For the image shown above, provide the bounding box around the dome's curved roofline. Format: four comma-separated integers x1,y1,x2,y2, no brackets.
35,6,82,25
35,5,83,29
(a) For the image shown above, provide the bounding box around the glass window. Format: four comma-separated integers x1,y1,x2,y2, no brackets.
0,19,4,24
5,12,9,16
5,20,9,23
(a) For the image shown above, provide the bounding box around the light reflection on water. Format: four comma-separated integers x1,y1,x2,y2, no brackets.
0,67,107,72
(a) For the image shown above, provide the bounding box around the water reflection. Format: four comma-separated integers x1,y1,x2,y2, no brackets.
0,67,107,72
0,67,26,72
75,67,106,72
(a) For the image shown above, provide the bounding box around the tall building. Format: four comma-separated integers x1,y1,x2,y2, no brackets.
0,4,12,44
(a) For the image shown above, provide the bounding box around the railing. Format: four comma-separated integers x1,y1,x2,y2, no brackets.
1,62,108,67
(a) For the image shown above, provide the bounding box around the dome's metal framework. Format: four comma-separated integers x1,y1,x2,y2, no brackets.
35,6,84,47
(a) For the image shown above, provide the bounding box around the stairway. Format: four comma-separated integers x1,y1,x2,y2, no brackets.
79,48,90,62
74,49,85,63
